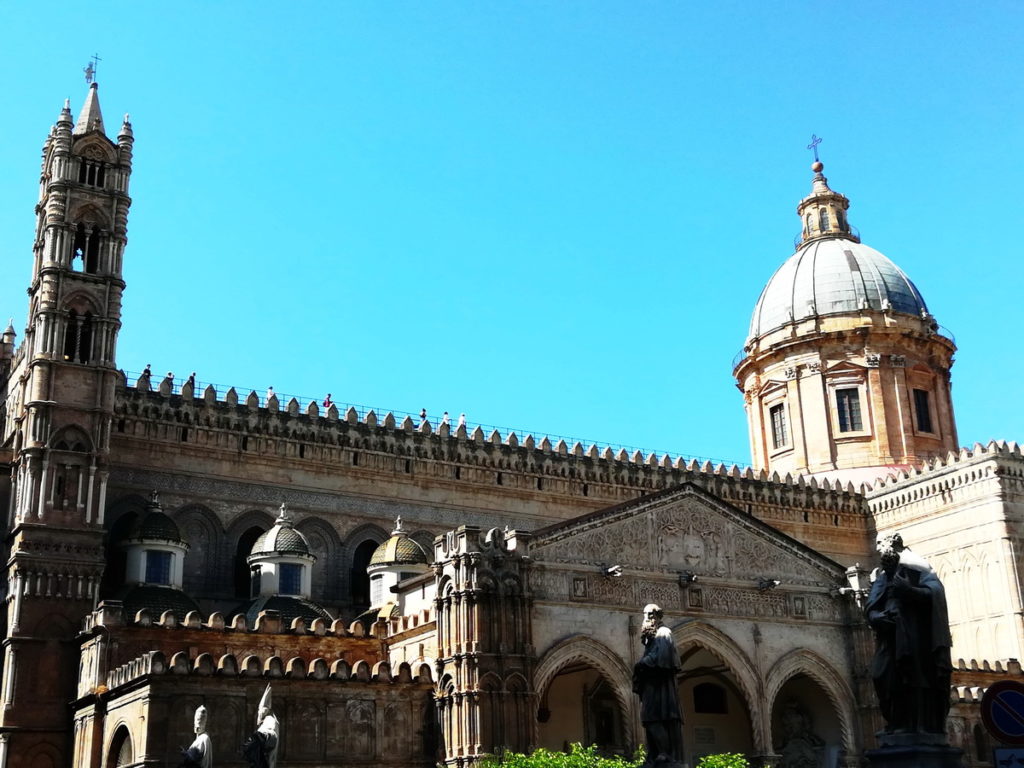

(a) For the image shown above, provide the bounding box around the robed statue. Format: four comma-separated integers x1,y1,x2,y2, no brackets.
179,705,212,768
632,603,683,767
865,533,952,735
242,685,280,768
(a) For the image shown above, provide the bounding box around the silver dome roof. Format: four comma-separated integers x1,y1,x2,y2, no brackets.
749,238,929,339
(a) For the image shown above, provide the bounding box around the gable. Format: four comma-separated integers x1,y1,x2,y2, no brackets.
530,484,843,588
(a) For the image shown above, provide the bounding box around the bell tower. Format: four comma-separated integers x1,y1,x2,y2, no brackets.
0,82,133,766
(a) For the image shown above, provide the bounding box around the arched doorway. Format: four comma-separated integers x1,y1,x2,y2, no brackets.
770,675,844,767
679,646,755,765
537,661,628,756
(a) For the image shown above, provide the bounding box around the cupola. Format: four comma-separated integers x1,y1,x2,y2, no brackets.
247,504,316,599
795,161,857,244
367,517,429,608
117,492,201,620
734,155,958,484
240,504,332,625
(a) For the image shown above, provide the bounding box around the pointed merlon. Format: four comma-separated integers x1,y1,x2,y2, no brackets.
555,439,568,456
74,82,105,136
507,432,519,448
365,410,377,428
490,429,501,445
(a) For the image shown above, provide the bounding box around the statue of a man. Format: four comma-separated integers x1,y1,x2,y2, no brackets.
865,533,952,735
632,603,683,767
180,705,212,768
242,685,279,768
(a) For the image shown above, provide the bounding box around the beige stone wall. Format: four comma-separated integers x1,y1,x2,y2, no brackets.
736,309,957,481
868,443,1024,662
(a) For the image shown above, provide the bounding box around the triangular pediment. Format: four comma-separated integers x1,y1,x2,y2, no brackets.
530,483,843,587
823,360,865,375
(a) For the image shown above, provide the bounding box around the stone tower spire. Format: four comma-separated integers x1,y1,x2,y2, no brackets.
0,80,133,765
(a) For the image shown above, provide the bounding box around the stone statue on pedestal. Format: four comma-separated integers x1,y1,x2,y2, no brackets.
632,603,683,768
863,533,960,768
242,685,279,768
866,533,952,735
180,705,212,768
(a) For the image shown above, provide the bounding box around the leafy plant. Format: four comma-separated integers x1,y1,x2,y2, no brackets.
480,743,644,768
695,754,749,768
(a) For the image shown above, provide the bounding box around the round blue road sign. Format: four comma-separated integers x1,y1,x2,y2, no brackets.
981,680,1024,746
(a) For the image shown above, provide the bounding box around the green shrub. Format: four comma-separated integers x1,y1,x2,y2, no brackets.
695,754,749,768
480,743,644,768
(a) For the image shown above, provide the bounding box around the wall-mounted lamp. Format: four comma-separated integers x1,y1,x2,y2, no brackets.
757,578,781,592
679,571,698,587
601,564,623,578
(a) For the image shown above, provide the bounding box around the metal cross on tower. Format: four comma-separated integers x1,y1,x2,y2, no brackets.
807,134,823,163
83,53,102,84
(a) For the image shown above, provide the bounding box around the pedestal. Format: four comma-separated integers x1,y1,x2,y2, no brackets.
864,732,964,768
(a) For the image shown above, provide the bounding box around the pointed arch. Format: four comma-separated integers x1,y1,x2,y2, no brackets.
343,523,389,605
174,504,225,596
297,516,342,603
671,619,765,752
49,424,94,452
764,647,859,754
534,633,635,744
106,724,133,767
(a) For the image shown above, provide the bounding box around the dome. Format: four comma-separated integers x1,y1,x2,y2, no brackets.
127,510,183,543
749,238,930,340
369,518,428,567
249,505,311,559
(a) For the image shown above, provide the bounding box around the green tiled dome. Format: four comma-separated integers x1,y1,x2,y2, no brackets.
369,519,429,566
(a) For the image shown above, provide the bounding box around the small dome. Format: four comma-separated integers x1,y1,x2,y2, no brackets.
749,238,929,339
123,495,186,546
369,518,428,567
249,505,311,558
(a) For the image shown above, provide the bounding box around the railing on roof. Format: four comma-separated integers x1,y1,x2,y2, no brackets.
121,369,746,468
792,224,861,251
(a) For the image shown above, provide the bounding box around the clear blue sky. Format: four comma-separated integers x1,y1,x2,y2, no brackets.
1,2,1021,466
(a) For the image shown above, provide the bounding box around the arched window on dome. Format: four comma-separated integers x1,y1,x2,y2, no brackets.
836,209,846,231
805,213,813,235
818,208,830,231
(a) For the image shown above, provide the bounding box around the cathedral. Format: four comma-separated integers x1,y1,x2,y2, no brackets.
0,82,1020,768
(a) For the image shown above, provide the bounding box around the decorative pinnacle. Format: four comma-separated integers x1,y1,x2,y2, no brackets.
83,53,102,84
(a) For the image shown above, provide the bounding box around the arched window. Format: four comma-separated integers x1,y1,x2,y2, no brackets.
78,159,106,189
234,527,266,598
836,209,846,231
818,208,830,231
805,213,812,234
107,726,133,768
62,310,94,363
350,539,379,606
70,223,102,273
